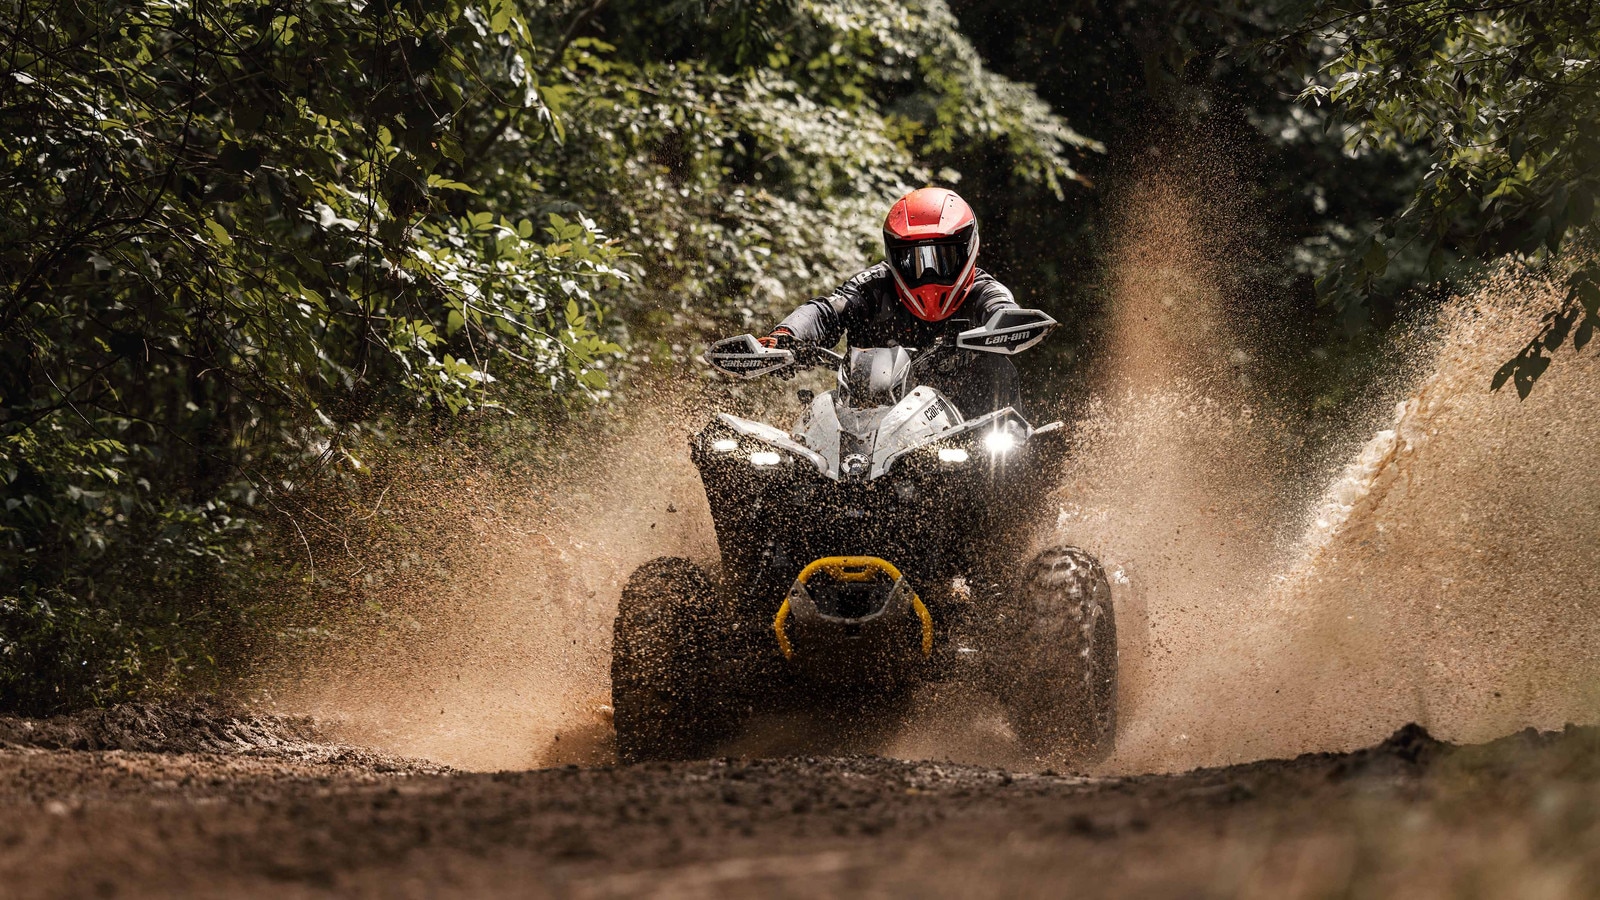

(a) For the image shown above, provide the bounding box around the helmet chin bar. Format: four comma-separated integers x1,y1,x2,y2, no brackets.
890,261,977,322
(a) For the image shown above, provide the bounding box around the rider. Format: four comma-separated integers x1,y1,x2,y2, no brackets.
758,187,1022,416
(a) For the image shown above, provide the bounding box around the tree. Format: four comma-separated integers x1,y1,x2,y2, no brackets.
0,0,624,711
525,0,1098,345
1297,0,1600,397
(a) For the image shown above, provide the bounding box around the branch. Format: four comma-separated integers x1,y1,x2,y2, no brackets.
544,0,609,72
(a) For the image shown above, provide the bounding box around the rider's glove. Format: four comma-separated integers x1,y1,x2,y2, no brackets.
758,328,794,350
756,329,803,379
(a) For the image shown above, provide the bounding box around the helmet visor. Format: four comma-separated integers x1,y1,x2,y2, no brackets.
886,227,974,288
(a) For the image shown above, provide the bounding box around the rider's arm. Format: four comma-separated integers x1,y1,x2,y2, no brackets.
764,265,881,348
965,270,1019,323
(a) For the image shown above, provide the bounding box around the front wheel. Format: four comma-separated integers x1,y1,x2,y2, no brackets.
995,546,1117,763
611,557,733,763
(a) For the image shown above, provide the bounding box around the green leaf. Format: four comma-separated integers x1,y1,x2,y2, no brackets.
1363,241,1387,276
446,309,465,336
203,218,233,247
1515,354,1549,399
1578,276,1600,316
1575,315,1596,352
1544,310,1574,350
426,174,479,194
437,134,464,164
489,0,513,34
1490,358,1518,392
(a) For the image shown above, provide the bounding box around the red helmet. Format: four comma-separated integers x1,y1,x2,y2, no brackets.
883,187,980,322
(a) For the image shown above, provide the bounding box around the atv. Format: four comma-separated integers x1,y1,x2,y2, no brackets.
612,309,1116,764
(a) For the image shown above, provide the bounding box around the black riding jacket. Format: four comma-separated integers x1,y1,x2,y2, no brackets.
774,262,1018,349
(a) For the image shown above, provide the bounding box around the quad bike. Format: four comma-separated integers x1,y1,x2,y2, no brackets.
611,309,1116,764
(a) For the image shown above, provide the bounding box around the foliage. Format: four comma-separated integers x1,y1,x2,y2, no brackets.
0,0,1094,712
0,0,626,712
1296,0,1600,396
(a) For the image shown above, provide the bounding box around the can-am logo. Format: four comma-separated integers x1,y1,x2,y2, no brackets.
984,329,1034,345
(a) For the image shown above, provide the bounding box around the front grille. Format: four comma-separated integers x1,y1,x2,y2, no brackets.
806,576,894,621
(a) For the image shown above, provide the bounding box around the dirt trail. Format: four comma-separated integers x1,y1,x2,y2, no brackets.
3,706,1599,898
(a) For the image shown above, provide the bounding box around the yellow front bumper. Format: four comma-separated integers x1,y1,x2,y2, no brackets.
772,555,932,661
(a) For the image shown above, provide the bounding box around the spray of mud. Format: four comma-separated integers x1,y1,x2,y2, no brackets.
262,386,722,770
1053,167,1600,774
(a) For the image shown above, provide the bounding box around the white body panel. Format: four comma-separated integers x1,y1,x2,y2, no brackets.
717,382,1056,482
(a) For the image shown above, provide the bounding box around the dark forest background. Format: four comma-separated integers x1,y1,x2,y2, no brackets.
3,0,1596,713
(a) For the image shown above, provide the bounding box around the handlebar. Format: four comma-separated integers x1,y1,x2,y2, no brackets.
790,344,845,369
705,309,1056,381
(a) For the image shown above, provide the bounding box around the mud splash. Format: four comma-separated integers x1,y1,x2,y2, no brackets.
1058,168,1600,773
264,388,722,771
1257,269,1600,750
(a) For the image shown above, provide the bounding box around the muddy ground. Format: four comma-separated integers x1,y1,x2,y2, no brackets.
0,704,1597,898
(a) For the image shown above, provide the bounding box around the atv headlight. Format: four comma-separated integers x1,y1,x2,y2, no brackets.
749,450,782,467
711,438,739,453
937,447,970,464
983,430,1018,456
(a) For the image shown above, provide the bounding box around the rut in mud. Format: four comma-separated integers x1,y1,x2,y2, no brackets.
3,706,1600,899
0,700,448,773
